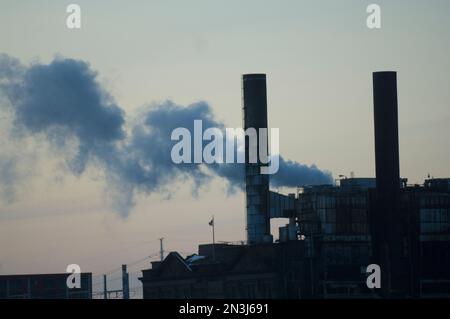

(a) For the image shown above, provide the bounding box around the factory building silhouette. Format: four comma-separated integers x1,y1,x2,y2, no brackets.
139,72,450,299
0,273,92,299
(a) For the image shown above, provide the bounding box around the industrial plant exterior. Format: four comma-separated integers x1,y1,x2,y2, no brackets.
139,73,450,299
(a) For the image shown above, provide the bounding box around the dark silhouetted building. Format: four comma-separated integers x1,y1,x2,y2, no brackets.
0,273,92,299
140,177,450,298
140,242,315,299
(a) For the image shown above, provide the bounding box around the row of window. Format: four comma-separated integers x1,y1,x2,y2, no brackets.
420,196,450,206
420,223,450,234
145,280,276,298
420,209,450,222
321,223,369,235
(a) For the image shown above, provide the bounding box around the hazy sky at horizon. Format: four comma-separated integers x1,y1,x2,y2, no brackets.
0,0,449,295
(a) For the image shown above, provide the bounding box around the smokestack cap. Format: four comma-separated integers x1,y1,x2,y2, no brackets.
243,74,266,81
373,71,397,77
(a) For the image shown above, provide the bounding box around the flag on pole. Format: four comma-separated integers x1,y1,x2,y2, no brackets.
209,217,214,226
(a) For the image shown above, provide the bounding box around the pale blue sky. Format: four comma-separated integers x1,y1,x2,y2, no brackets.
0,0,449,296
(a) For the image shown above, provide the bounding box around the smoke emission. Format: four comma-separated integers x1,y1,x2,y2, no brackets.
0,54,333,216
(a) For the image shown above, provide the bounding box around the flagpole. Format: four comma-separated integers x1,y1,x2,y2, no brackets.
212,215,215,245
212,215,216,262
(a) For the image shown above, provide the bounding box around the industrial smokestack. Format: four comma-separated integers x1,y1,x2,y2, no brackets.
372,71,405,296
373,71,400,205
242,74,272,244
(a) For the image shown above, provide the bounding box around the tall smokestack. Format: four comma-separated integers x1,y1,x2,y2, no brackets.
373,71,400,212
372,71,405,296
242,74,272,244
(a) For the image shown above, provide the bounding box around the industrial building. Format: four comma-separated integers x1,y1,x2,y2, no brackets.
139,72,450,299
0,273,92,299
140,242,311,298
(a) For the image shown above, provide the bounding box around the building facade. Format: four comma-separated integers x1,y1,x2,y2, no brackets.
0,273,92,299
140,242,318,299
140,178,450,299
